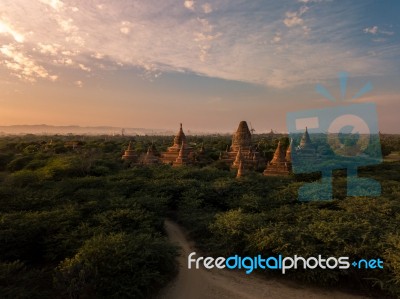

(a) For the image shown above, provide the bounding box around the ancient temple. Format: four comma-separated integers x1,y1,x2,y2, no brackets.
141,145,159,165
173,142,190,167
194,143,210,165
220,121,261,169
263,140,292,176
161,123,194,166
122,141,138,164
296,127,317,158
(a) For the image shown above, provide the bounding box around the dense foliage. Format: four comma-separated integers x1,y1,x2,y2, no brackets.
0,134,399,298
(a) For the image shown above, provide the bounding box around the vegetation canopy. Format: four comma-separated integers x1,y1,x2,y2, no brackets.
0,133,399,298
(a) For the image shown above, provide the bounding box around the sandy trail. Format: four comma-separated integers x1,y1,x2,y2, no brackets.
157,220,369,299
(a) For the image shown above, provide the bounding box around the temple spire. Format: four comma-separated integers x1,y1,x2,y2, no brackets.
263,139,292,176
233,146,242,164
285,139,292,162
178,141,185,158
271,141,285,163
236,161,244,178
300,126,312,148
173,123,186,145
122,141,138,164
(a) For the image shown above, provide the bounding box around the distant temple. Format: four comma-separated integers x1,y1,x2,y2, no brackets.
220,121,262,169
293,127,318,165
161,123,194,166
141,144,159,165
297,127,316,157
263,140,292,176
64,141,82,150
122,141,138,164
194,143,211,166
173,142,190,167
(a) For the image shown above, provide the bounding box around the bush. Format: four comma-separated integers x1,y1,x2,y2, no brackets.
55,233,178,299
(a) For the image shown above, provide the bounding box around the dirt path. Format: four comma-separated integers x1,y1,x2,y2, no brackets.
157,220,369,299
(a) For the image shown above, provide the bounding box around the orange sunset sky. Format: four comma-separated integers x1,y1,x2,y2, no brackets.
0,0,399,133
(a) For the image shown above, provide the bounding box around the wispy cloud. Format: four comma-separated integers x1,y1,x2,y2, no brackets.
284,6,308,28
202,3,212,14
0,44,57,82
0,20,24,43
364,26,394,36
297,0,331,3
184,0,195,11
78,64,90,72
0,0,398,88
364,26,378,34
120,21,132,35
36,43,61,55
38,0,64,11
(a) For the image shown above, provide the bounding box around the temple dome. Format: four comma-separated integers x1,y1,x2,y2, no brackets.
231,121,252,151
220,121,262,170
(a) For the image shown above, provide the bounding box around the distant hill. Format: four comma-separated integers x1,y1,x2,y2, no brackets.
0,125,174,136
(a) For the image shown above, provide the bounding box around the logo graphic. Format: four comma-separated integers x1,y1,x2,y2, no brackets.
287,72,382,201
188,252,384,275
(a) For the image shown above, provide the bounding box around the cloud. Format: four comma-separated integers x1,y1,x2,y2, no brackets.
380,30,394,36
120,27,130,34
372,38,386,43
0,0,398,89
0,44,57,82
38,0,64,11
298,0,330,3
363,26,395,42
184,0,195,11
283,6,308,27
37,43,60,55
120,21,132,35
202,3,212,14
271,32,281,43
364,26,378,34
78,63,91,72
193,17,221,62
0,20,24,42
284,13,303,27
74,80,83,87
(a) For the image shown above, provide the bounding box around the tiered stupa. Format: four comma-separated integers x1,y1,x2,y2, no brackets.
142,145,159,165
161,123,194,166
173,142,190,167
296,127,317,158
263,140,292,176
122,141,138,164
220,121,261,169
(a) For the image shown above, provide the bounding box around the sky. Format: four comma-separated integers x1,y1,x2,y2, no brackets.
0,0,399,133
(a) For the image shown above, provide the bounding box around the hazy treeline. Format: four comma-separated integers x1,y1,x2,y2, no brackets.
0,134,399,298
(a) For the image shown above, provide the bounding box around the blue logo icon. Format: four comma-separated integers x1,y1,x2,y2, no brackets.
286,72,382,201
